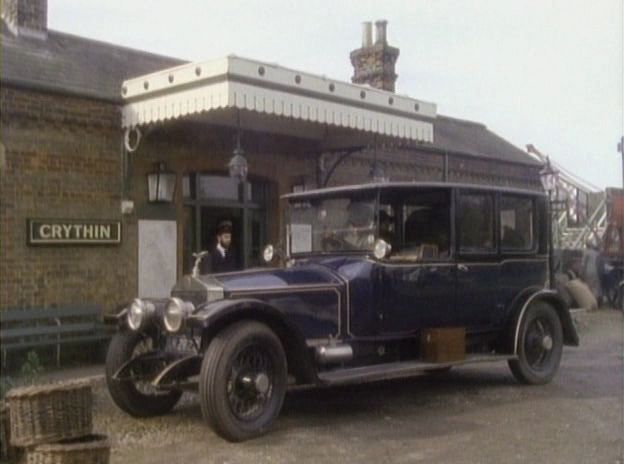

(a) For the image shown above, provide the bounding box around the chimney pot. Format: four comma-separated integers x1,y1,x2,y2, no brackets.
2,0,48,39
361,21,373,47
350,20,399,92
375,19,388,45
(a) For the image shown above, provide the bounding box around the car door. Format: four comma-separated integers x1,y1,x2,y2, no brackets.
380,188,457,333
455,189,500,331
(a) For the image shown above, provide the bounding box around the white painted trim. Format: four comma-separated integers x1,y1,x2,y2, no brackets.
121,56,435,143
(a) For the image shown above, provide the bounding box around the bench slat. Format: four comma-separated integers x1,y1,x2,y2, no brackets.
1,334,112,351
1,322,100,339
0,305,101,323
0,306,113,365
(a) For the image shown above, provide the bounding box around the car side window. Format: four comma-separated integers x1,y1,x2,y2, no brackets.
384,189,451,261
458,192,495,253
377,203,397,245
500,195,535,251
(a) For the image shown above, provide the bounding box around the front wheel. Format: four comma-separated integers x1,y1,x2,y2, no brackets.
508,302,563,385
105,330,182,417
199,321,287,442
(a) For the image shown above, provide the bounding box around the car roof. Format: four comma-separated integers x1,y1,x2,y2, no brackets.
281,181,545,200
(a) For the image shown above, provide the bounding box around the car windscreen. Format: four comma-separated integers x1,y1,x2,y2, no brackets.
287,192,377,254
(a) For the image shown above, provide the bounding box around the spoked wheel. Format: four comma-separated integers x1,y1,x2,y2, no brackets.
105,330,182,417
508,302,563,385
199,321,287,442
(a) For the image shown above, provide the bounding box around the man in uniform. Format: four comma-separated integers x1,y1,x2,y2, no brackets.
204,220,238,273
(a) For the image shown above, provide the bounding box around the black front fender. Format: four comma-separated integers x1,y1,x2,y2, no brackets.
187,298,289,329
187,298,318,384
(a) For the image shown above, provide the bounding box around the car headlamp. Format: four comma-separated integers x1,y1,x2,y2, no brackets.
127,298,155,331
373,239,392,260
262,244,274,263
164,297,195,333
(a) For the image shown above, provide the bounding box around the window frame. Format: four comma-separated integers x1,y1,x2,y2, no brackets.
499,193,538,254
455,189,498,257
379,187,453,263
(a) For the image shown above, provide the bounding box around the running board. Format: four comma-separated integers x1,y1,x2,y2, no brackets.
317,354,516,386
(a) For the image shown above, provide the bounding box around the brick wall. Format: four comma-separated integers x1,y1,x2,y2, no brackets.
350,44,399,92
322,147,540,190
0,86,135,312
129,124,317,277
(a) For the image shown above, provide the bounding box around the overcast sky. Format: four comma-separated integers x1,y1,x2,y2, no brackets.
49,0,623,190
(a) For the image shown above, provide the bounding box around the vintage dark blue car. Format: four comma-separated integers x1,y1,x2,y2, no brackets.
105,182,579,441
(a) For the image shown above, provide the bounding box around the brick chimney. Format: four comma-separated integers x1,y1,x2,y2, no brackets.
350,20,399,92
2,0,48,39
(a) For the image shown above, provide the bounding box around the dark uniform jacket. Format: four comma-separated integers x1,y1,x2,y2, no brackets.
212,245,238,272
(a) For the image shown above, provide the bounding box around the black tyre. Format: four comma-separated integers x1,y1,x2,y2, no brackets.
508,302,563,385
105,330,182,417
199,321,287,442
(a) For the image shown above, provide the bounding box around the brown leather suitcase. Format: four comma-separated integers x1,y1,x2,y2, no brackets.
420,327,466,363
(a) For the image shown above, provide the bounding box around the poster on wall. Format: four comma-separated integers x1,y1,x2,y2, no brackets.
138,220,177,298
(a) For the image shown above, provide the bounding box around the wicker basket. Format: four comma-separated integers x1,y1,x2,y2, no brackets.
26,434,110,464
5,381,92,447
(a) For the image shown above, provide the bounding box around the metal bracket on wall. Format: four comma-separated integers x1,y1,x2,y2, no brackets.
124,127,142,153
316,145,367,187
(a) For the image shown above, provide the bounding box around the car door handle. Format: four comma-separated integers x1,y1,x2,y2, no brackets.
457,264,469,272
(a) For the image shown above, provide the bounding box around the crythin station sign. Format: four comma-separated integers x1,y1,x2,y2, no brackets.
28,219,121,245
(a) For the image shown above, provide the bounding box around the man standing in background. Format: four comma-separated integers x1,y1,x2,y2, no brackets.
210,220,238,273
581,239,604,307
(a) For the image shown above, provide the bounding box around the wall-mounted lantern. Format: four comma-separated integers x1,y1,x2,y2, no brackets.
228,110,248,183
228,147,248,183
370,161,388,183
147,162,176,203
539,156,558,196
539,156,559,284
369,139,388,183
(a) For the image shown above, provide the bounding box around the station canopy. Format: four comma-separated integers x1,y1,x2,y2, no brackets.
121,56,437,148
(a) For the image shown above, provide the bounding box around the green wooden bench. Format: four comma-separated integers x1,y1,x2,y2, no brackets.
0,305,114,367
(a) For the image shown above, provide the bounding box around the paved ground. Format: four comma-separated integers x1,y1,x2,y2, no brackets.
36,309,624,463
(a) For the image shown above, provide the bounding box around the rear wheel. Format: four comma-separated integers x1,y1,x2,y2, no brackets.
508,302,563,385
199,321,287,442
105,331,182,417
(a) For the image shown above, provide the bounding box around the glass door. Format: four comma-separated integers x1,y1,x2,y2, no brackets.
182,173,269,273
